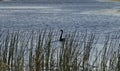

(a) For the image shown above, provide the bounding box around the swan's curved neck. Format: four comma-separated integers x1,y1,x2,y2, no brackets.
60,31,63,40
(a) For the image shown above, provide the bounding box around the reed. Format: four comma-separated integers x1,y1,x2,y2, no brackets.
0,30,119,71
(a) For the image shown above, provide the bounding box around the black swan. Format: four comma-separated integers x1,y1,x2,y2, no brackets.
59,30,65,42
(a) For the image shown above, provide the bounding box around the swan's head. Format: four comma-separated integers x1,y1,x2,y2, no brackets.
60,29,63,32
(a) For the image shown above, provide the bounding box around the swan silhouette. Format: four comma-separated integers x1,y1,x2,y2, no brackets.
59,30,65,42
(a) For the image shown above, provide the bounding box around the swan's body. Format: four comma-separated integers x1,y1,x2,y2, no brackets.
59,30,65,42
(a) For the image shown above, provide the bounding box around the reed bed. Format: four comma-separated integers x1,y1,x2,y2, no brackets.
0,30,119,71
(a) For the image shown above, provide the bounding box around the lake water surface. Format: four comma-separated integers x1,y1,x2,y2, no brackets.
0,2,120,33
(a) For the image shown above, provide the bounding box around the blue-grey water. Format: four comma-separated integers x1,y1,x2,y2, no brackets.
0,3,120,70
0,2,120,33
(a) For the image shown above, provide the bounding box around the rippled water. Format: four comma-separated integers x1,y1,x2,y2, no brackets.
0,2,120,33
0,3,120,71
